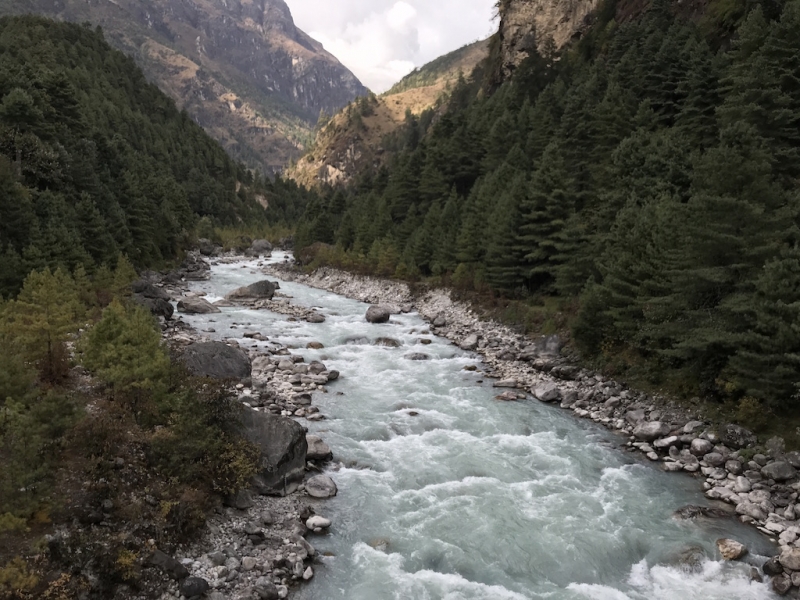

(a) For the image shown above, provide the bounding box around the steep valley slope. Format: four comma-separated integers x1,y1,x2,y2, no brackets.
2,0,368,173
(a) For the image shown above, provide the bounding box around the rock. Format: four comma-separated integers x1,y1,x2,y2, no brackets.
762,462,796,482
683,420,704,433
673,546,706,573
404,353,430,361
180,577,210,597
182,341,251,380
131,280,170,300
365,306,391,323
208,551,226,566
133,294,174,320
785,451,800,468
374,337,402,347
673,505,731,520
250,239,273,256
703,452,726,467
307,515,331,530
533,382,561,403
690,438,714,456
177,297,221,314
632,422,671,442
716,539,747,561
519,335,563,359
303,566,314,580
625,410,646,425
241,557,258,571
307,342,325,349
175,253,211,281
433,315,447,327
197,238,216,256
780,547,800,571
227,280,279,301
255,578,279,600
764,556,784,576
735,501,767,521
495,391,519,401
327,370,340,381
306,312,326,323
223,489,254,510
306,474,337,498
719,424,757,449
773,574,792,596
149,549,189,580
493,379,518,388
241,409,307,496
460,334,479,351
306,435,332,462
725,459,743,475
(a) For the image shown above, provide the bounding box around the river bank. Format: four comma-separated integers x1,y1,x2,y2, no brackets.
262,260,800,597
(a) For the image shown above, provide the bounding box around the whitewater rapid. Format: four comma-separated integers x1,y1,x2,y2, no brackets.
182,254,775,600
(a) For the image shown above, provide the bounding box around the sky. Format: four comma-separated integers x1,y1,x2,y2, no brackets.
284,0,498,93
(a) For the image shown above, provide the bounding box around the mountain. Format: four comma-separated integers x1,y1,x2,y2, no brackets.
0,15,316,296
1,0,368,173
287,39,490,188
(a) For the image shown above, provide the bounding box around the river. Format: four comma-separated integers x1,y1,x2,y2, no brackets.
181,254,775,600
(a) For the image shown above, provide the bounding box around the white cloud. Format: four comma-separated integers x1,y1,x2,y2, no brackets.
284,0,497,93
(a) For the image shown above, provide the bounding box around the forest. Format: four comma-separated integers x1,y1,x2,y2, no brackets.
294,0,800,418
0,16,313,298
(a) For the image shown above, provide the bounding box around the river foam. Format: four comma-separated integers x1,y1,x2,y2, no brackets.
184,255,776,600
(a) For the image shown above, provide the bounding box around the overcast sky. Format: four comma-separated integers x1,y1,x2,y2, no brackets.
284,0,497,93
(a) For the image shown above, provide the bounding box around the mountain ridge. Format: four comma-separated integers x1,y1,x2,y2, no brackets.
1,0,368,173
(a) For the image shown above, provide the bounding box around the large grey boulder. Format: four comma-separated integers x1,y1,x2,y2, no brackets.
177,297,221,314
249,239,273,257
762,461,796,482
242,409,307,496
366,305,391,323
716,539,747,561
633,421,671,442
149,549,189,580
182,342,251,380
306,475,337,498
306,435,332,461
460,334,479,351
181,577,210,597
533,382,561,403
780,547,800,571
227,280,279,301
719,424,757,449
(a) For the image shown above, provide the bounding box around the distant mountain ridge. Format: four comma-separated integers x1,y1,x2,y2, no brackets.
288,39,491,189
2,0,368,173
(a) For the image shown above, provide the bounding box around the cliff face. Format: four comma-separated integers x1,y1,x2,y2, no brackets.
4,0,368,172
498,0,599,77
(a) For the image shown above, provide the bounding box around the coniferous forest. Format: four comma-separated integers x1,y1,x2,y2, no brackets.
0,16,312,298
294,0,800,415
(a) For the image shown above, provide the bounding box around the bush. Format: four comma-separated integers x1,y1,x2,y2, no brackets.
0,557,38,596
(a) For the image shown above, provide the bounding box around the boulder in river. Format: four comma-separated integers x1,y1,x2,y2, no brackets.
306,435,332,462
181,341,251,380
716,538,747,561
366,306,391,323
404,353,430,361
673,505,731,520
177,297,221,314
227,280,279,301
632,421,671,442
242,408,307,496
306,474,337,498
305,312,326,323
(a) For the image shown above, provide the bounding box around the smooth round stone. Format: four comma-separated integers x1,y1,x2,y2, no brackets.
306,475,337,498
